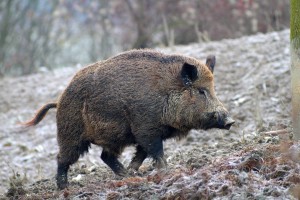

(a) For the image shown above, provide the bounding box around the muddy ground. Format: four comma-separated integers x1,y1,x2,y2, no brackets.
1,29,300,199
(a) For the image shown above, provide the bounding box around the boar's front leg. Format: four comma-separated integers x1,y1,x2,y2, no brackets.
100,149,127,177
128,145,147,170
135,134,167,169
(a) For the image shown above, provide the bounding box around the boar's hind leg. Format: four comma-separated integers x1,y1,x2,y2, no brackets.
56,161,70,190
56,140,90,189
101,149,127,177
56,149,80,189
128,145,147,170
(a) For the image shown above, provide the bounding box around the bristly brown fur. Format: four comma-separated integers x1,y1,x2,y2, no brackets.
22,103,57,126
23,49,233,190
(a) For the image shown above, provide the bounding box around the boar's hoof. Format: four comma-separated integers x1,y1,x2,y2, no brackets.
127,161,143,171
153,157,168,169
127,168,143,176
114,169,128,179
56,176,68,190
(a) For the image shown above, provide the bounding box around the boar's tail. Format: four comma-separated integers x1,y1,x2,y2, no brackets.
22,103,57,127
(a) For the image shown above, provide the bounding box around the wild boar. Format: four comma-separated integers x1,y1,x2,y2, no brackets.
24,49,234,189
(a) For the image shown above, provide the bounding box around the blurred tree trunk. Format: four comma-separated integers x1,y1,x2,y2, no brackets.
125,0,151,48
88,0,113,61
290,0,300,140
0,0,13,76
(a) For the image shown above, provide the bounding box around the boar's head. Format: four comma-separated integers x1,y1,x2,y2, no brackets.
163,55,234,131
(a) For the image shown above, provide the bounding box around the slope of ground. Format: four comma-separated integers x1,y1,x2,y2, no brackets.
1,29,299,199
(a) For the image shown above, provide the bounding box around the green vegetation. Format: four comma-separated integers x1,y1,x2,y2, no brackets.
291,0,300,48
290,0,300,140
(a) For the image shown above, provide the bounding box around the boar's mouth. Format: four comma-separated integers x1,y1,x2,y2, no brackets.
202,113,235,130
222,117,235,130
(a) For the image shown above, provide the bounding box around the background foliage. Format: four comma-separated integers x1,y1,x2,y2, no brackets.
0,0,289,76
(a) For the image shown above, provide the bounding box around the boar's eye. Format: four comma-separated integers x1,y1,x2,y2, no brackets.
199,89,206,96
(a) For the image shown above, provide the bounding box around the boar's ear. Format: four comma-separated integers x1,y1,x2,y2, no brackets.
181,63,198,87
206,55,216,73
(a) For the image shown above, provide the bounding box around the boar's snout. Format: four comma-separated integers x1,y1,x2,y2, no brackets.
217,112,235,130
207,111,235,130
223,116,235,130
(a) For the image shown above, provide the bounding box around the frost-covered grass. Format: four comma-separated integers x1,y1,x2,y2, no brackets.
1,29,299,199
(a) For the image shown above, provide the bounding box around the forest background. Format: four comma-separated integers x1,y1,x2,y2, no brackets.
0,0,289,76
